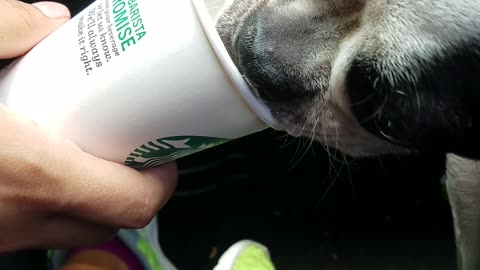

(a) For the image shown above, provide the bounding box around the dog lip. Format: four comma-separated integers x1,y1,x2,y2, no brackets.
233,33,242,71
243,75,264,100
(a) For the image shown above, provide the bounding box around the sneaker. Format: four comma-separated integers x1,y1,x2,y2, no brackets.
48,217,177,270
213,240,276,270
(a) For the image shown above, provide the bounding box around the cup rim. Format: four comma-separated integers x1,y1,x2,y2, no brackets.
191,0,283,131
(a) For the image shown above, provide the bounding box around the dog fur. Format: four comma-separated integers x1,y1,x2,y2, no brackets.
215,0,480,269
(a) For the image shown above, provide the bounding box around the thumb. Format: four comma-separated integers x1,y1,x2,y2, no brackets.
0,0,71,59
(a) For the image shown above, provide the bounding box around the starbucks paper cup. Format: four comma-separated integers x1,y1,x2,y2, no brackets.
0,0,280,169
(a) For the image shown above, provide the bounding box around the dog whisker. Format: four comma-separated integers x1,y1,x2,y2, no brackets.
414,87,421,129
395,89,407,96
290,115,321,168
288,116,314,168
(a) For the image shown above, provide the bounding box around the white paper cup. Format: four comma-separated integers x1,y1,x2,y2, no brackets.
0,0,280,169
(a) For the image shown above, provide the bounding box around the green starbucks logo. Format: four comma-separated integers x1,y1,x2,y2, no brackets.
124,136,229,170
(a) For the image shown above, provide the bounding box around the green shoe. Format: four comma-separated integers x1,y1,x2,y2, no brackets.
48,217,176,270
213,240,276,270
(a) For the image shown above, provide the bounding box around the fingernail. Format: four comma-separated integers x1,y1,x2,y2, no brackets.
32,1,71,19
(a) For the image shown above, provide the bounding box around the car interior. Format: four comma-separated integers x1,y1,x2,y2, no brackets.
0,0,458,269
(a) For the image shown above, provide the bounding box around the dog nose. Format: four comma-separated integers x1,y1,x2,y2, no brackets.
236,17,304,102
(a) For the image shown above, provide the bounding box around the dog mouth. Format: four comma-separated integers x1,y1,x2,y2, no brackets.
222,30,289,131
237,64,317,136
229,20,268,102
229,34,261,100
220,10,328,140
241,75,265,101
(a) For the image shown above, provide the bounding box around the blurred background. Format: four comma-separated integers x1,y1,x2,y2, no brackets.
0,0,457,269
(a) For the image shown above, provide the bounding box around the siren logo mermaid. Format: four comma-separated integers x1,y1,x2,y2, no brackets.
125,136,229,169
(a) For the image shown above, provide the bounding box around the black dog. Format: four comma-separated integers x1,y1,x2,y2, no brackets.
215,1,480,269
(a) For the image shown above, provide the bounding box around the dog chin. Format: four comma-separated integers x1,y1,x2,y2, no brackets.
282,122,410,157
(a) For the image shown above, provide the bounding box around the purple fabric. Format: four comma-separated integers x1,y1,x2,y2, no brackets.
66,237,143,270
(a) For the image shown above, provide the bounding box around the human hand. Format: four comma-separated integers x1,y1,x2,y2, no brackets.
0,0,178,252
